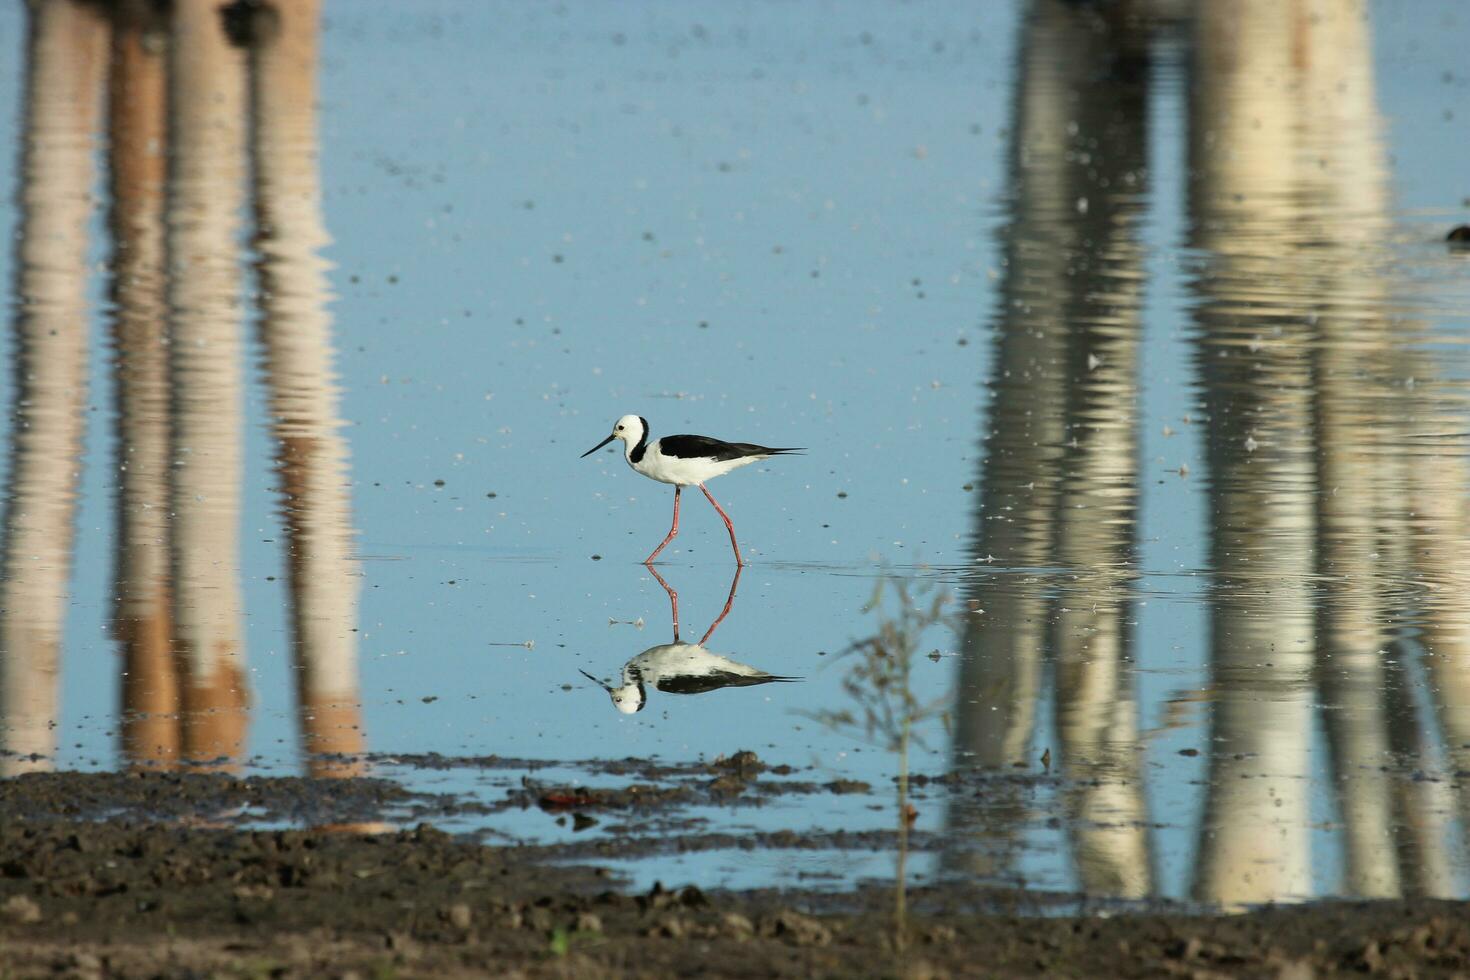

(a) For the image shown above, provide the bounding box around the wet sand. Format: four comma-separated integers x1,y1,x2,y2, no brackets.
1,772,1466,979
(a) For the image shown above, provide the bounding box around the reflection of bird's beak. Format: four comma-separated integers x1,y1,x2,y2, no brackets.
580,434,616,458
579,669,610,690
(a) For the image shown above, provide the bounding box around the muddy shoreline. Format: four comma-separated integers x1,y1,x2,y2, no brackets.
0,772,1465,978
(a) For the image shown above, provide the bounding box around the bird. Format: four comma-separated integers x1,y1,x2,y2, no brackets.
580,414,802,565
580,644,799,715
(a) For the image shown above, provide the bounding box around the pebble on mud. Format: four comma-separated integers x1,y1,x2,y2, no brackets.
721,912,755,939
1,895,42,924
763,909,832,947
446,903,472,929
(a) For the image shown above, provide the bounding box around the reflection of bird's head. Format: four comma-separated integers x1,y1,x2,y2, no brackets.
580,669,646,714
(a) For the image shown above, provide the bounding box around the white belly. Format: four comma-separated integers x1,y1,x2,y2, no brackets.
630,446,762,486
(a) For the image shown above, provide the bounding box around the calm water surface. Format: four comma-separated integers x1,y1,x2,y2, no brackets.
1,0,1469,906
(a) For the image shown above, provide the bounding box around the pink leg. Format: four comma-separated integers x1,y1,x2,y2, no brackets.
645,487,681,564
645,564,681,641
699,483,743,566
699,565,744,645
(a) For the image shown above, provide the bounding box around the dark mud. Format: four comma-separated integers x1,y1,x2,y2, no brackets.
1,771,1467,978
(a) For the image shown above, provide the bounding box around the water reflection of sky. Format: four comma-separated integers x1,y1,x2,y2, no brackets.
1,0,1469,904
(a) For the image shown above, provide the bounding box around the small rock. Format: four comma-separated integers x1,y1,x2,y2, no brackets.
648,914,688,939
721,912,755,939
1,895,41,924
708,774,746,796
232,884,274,902
1359,940,1385,972
447,902,472,929
764,909,831,947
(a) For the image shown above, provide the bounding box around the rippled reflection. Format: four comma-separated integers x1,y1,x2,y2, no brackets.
583,568,799,714
1,0,363,778
248,0,365,777
110,0,177,766
1185,0,1470,907
948,0,1153,899
0,0,106,776
950,0,1469,905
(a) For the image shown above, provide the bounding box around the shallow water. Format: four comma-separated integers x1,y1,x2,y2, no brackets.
1,0,1469,908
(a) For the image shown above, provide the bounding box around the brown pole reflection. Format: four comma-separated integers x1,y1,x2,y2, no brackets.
166,0,250,767
948,0,1154,898
108,0,180,768
244,0,367,776
0,0,107,776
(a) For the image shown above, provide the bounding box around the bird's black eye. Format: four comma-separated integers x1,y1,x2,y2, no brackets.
616,425,624,431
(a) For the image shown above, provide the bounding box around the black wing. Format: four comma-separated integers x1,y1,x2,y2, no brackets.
659,434,804,461
656,671,801,695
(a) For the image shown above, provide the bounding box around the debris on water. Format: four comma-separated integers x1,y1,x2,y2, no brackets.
1446,224,1470,246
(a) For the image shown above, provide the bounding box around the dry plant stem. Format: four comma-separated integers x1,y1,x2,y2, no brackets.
895,713,911,955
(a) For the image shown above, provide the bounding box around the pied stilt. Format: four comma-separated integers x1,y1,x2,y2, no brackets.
580,414,802,565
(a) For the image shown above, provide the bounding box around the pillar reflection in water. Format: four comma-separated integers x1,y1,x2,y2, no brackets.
166,0,250,766
6,0,367,777
109,0,179,768
0,1,107,775
246,0,367,775
948,0,1153,898
1188,0,1322,908
1187,0,1468,904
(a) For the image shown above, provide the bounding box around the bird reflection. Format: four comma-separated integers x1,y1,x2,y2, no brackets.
1,0,364,781
581,568,799,715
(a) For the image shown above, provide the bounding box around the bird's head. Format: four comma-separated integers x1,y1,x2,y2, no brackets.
579,669,646,714
580,415,647,458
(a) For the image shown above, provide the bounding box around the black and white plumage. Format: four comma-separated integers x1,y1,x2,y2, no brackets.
580,414,802,564
579,643,799,715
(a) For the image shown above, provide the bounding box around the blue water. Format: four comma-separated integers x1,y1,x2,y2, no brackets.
1,0,1469,906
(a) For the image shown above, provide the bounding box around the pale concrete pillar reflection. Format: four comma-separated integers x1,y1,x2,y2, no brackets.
1189,0,1319,908
0,0,107,776
948,0,1155,894
247,0,366,776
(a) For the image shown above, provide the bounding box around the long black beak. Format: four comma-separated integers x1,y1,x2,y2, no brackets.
579,669,610,690
580,434,616,458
